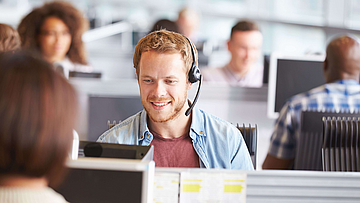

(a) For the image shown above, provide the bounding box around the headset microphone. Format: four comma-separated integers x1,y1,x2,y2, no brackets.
184,36,202,116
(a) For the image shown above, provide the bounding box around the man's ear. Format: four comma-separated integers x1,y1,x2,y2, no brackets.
227,40,231,52
187,81,194,90
135,69,139,81
323,58,328,75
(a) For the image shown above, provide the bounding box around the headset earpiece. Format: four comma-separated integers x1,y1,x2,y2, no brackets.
188,64,201,83
184,36,201,83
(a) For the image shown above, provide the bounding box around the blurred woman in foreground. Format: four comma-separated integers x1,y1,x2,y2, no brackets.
0,51,78,202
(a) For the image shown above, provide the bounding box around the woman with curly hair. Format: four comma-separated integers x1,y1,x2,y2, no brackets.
18,1,92,78
0,23,20,52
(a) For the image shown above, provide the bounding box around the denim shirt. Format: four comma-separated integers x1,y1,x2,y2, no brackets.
97,107,254,170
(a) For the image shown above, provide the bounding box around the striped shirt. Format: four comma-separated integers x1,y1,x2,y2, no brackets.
268,79,360,159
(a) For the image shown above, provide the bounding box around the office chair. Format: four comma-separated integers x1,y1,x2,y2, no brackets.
295,110,360,171
322,116,360,172
236,123,258,170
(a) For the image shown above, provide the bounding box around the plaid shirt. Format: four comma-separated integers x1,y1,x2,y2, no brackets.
268,79,360,159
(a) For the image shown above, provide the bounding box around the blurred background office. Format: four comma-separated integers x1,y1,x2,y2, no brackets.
2,0,360,169
3,0,360,79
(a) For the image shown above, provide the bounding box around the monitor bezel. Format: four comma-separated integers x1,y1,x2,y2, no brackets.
65,157,155,203
267,53,325,119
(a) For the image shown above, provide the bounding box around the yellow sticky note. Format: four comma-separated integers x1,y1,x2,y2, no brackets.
182,184,201,192
224,185,244,193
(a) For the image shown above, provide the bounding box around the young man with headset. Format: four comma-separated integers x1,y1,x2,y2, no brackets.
97,30,253,170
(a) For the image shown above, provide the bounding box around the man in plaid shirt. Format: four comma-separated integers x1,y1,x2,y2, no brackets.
263,35,360,169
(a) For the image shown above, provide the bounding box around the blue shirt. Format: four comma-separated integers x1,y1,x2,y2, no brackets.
97,107,254,170
269,79,360,159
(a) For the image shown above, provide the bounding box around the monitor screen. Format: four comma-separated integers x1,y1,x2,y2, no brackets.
267,54,326,119
55,158,155,203
88,95,143,141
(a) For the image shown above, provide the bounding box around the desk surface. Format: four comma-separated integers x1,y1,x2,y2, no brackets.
155,168,360,203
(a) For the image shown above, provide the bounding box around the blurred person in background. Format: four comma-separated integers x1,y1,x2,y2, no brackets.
150,19,179,33
176,7,199,42
0,51,78,202
0,23,20,52
263,35,360,169
202,20,263,87
18,1,92,78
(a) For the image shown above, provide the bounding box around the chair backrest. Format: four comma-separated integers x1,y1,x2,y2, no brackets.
322,117,360,172
236,123,258,170
296,110,360,171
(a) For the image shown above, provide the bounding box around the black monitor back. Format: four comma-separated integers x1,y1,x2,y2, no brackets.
56,168,143,203
54,158,154,203
267,55,326,119
274,59,325,113
79,141,152,160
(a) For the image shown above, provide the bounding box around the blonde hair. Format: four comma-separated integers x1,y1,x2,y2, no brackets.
133,30,198,77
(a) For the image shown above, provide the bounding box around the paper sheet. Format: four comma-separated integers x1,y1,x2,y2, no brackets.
179,172,247,203
153,172,180,203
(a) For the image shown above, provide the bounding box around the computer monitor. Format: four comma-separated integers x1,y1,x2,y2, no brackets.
55,158,155,203
79,141,154,161
267,54,326,119
69,71,102,78
88,95,143,141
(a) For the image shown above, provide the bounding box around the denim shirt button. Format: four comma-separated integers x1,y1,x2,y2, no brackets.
140,135,144,139
146,133,150,138
199,131,203,134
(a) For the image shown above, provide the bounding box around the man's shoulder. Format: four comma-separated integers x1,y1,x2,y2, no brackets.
287,84,326,105
202,66,227,82
97,111,143,143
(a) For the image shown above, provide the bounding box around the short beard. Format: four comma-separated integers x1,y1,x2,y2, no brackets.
144,92,187,123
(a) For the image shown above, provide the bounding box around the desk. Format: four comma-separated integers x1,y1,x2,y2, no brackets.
155,168,360,203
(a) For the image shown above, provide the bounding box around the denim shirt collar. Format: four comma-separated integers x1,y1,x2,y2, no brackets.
139,109,150,141
189,107,206,139
138,107,206,141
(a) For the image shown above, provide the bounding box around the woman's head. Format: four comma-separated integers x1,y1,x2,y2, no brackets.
0,23,20,52
18,1,89,64
0,51,78,186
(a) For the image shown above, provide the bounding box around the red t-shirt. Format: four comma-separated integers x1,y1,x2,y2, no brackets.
150,131,200,168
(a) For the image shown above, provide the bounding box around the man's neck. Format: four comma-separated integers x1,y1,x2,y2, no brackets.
148,108,192,139
228,61,251,79
0,175,48,188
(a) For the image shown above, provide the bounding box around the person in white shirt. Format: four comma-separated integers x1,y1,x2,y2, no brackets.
17,1,92,78
202,20,263,87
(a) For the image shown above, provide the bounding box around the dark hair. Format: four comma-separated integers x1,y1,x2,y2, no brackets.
231,20,260,39
0,51,78,186
0,23,20,52
150,19,179,33
17,1,89,65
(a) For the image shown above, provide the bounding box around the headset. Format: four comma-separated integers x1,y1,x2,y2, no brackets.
184,36,202,116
